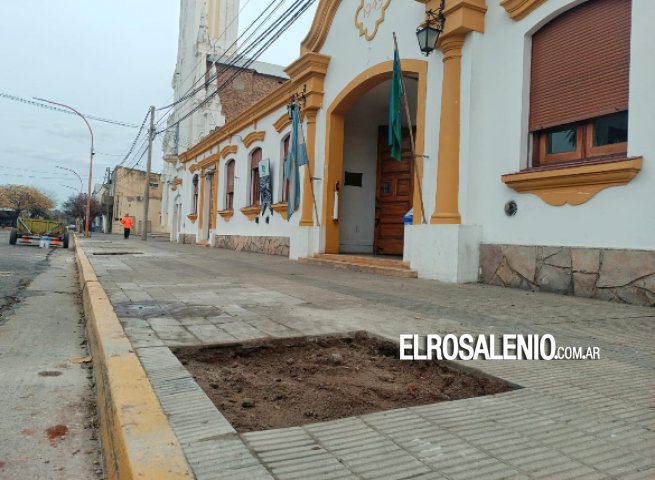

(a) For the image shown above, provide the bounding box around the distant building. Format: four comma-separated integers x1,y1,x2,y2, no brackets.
92,183,111,233
109,167,164,235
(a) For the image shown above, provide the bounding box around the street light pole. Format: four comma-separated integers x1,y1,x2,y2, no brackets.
56,165,83,194
35,98,94,238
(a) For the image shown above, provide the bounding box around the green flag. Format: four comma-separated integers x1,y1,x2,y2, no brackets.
388,49,404,161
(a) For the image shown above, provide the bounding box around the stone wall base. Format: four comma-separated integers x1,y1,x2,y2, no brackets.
479,244,655,307
177,234,196,245
215,235,289,257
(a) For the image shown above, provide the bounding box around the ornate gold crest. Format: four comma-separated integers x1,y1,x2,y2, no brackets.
355,0,392,41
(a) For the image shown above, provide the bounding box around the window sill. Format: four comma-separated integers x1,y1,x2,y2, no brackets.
240,205,260,221
218,209,234,222
187,213,198,223
501,156,643,206
271,202,289,220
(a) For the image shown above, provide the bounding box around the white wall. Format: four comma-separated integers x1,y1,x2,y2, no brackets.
464,0,655,250
340,107,380,253
177,104,302,239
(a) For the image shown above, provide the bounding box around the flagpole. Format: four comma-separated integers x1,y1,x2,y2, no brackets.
393,32,427,224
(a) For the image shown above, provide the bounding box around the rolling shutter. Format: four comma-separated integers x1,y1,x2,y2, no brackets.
529,0,631,132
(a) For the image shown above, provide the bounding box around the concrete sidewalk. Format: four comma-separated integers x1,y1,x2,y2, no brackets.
80,234,655,480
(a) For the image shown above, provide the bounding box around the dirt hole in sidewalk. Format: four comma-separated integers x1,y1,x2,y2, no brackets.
173,332,516,432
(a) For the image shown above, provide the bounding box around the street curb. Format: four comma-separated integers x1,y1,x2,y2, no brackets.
74,236,193,480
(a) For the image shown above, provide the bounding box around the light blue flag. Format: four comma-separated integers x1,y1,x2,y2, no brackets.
284,102,309,220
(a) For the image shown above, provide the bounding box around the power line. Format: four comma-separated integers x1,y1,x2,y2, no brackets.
113,132,158,183
115,109,151,168
0,92,140,128
1,172,103,181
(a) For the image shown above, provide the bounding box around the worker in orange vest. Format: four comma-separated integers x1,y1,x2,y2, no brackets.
120,213,133,239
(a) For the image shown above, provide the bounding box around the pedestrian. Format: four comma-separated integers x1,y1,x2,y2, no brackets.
120,213,133,239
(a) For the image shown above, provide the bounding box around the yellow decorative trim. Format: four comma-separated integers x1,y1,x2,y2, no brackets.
170,178,182,191
211,160,219,231
501,157,643,206
501,0,547,21
322,59,428,252
198,169,205,230
420,0,486,39
242,131,266,148
220,145,238,159
218,209,234,222
354,0,392,41
271,203,289,220
187,213,198,223
196,153,220,170
240,205,260,221
431,34,466,225
301,0,342,54
189,164,198,173
273,113,291,133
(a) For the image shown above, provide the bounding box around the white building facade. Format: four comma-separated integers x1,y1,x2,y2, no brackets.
171,0,655,306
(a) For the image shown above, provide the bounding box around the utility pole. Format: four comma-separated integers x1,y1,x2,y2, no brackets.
142,105,155,241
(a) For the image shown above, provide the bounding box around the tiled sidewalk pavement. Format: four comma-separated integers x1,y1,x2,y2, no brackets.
80,235,655,479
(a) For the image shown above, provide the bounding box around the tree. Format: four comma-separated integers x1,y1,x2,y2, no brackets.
62,193,102,220
0,184,54,219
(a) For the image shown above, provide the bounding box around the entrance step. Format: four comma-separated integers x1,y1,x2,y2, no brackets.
195,240,210,248
298,254,417,278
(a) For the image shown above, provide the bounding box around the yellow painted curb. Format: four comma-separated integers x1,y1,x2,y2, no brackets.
74,236,193,480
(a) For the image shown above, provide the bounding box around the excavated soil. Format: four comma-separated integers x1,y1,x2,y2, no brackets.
174,333,513,432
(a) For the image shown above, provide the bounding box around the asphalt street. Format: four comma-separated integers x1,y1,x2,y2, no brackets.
0,231,101,479
0,230,51,319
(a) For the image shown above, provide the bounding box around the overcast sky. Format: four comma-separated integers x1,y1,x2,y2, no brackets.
0,0,317,206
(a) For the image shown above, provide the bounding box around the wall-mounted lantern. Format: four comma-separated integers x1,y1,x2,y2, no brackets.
416,0,446,56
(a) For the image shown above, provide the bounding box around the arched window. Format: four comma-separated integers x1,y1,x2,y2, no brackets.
225,160,235,210
249,148,262,206
280,134,290,203
192,174,199,214
530,0,630,166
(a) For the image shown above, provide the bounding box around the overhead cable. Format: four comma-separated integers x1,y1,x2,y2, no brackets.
0,92,140,128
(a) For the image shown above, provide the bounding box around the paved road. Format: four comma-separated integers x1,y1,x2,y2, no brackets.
80,234,655,480
0,234,101,479
0,230,51,318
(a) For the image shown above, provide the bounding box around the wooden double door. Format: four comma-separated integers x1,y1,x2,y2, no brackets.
374,126,413,255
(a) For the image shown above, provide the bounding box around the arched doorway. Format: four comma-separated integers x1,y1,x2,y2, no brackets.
322,59,428,254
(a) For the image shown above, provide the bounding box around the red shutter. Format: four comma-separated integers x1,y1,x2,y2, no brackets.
226,161,235,193
529,0,631,132
251,148,262,169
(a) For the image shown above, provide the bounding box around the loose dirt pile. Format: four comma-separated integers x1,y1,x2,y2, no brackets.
174,333,512,432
